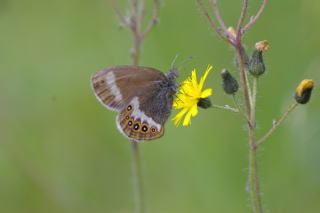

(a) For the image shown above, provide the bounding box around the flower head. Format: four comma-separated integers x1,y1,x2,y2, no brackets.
295,79,314,104
172,65,213,126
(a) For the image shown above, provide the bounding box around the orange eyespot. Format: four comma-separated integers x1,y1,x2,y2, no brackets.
133,123,140,130
142,125,148,132
127,105,133,111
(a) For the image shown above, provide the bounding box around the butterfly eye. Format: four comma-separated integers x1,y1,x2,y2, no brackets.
128,120,133,126
127,105,133,111
141,125,148,132
133,123,140,130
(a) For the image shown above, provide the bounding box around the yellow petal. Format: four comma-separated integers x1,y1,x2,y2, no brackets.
191,69,199,90
172,107,188,126
182,109,192,126
200,88,212,98
199,65,213,91
190,104,198,117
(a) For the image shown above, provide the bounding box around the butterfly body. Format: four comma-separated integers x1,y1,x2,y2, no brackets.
91,66,177,141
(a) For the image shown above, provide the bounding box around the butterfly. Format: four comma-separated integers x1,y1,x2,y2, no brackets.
91,66,178,141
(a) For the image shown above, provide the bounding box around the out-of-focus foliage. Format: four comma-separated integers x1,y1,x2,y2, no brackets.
0,0,319,212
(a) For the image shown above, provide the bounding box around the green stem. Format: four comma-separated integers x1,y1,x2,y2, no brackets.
254,103,298,147
131,140,145,213
210,104,239,112
251,77,258,126
248,144,263,213
248,76,263,213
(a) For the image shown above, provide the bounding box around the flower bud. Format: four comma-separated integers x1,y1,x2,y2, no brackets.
294,79,314,104
249,40,269,77
197,97,212,109
228,26,236,38
221,69,239,95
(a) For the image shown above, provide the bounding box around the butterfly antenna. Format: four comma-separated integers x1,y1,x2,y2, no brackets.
176,56,197,68
171,54,180,68
169,55,197,76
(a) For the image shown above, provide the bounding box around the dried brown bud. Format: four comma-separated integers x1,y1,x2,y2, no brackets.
255,40,269,52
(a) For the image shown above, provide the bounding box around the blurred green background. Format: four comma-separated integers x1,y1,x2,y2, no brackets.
0,0,319,212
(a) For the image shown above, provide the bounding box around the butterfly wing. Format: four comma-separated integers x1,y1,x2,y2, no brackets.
91,66,176,141
91,66,166,111
116,92,173,141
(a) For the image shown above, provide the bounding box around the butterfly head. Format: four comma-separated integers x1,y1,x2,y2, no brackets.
164,67,179,95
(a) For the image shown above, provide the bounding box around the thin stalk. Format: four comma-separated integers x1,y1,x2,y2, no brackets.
248,143,263,213
235,44,251,117
131,140,145,213
254,103,298,147
241,0,269,34
251,77,258,126
232,94,251,126
210,104,239,112
248,75,263,213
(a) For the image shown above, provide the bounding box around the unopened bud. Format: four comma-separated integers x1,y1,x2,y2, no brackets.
228,26,236,38
221,69,239,95
294,79,314,104
249,40,269,77
197,98,212,109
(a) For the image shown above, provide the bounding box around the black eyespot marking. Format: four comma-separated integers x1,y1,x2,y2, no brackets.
128,121,133,126
125,116,129,120
142,125,148,132
151,127,156,133
100,80,105,84
133,123,140,130
127,105,132,111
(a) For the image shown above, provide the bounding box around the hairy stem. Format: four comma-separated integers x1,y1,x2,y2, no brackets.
235,44,251,117
248,75,263,213
131,140,145,213
248,143,263,213
251,77,258,126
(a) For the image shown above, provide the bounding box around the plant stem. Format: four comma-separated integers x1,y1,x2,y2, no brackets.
251,77,258,126
248,142,263,213
131,140,145,213
254,103,298,147
119,1,159,212
248,76,263,213
241,0,269,34
210,104,239,112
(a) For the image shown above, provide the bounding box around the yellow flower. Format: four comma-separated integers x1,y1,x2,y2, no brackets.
172,65,213,126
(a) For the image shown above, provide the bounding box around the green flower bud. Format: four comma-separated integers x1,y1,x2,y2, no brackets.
221,69,239,95
249,40,269,77
197,98,212,109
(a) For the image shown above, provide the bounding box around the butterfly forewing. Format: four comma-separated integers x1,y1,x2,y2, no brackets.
91,66,166,111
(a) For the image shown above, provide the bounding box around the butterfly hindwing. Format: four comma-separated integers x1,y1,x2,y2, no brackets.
116,97,165,141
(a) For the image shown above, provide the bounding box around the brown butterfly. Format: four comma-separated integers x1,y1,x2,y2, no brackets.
91,66,178,141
